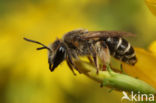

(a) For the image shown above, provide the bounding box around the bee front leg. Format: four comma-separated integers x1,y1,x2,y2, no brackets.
66,59,76,76
66,55,82,74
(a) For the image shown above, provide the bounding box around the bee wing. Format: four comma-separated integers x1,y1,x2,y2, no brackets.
81,31,135,39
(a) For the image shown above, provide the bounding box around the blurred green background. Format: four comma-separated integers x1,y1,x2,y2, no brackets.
0,0,156,103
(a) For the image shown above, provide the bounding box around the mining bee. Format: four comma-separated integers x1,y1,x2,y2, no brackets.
24,29,137,75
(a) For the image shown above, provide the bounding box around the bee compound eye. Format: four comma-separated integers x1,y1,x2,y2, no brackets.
59,46,65,52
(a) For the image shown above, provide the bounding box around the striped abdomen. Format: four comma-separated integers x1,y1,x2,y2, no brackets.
105,37,137,65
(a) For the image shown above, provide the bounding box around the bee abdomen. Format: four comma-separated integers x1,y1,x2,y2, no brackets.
105,37,137,65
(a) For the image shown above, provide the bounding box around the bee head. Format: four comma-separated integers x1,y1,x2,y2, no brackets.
24,38,66,72
48,40,66,72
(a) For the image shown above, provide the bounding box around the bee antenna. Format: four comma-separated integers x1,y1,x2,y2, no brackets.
23,37,52,52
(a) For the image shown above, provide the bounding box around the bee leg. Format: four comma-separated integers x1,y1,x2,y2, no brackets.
120,64,123,73
93,56,99,74
87,56,93,64
72,63,82,74
120,64,126,74
99,41,111,65
66,60,76,76
91,44,100,74
94,41,111,73
67,55,82,74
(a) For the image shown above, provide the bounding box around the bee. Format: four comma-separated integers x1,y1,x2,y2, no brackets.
24,29,137,75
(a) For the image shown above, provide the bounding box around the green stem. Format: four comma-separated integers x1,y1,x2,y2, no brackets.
74,60,156,94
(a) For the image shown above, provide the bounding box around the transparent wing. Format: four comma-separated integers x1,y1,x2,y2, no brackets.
81,31,135,39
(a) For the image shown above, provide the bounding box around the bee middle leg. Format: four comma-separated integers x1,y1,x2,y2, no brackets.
90,44,100,74
93,56,100,74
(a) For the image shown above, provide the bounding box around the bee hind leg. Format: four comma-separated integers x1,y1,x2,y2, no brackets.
97,41,112,72
120,64,126,74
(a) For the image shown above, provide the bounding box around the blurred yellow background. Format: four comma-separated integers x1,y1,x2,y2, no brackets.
0,0,156,103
